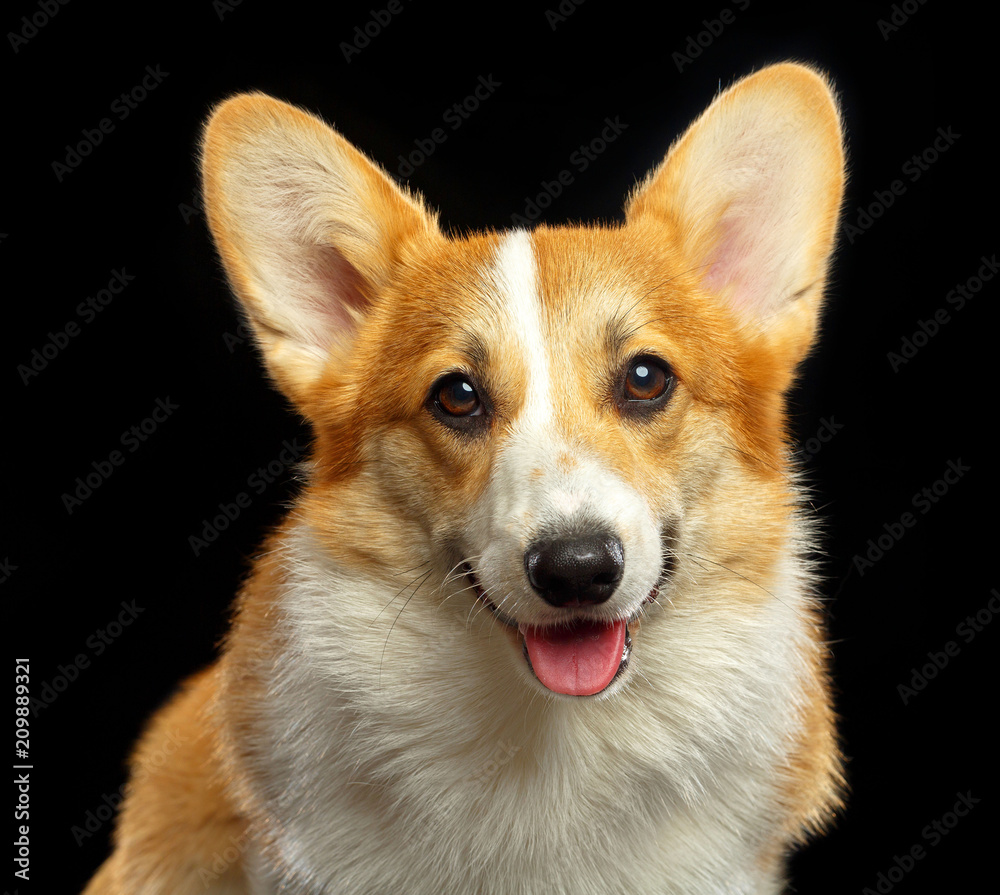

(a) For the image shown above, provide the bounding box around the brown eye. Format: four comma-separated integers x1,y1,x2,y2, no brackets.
622,356,674,409
430,373,487,424
438,376,481,416
429,372,490,435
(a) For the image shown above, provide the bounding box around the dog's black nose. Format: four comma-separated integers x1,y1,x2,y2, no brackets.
525,534,624,607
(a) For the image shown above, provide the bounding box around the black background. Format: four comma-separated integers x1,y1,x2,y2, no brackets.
6,2,995,893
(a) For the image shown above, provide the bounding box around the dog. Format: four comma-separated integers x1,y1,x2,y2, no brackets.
83,61,846,894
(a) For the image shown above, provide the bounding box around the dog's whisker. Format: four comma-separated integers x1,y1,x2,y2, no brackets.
377,568,434,690
369,566,434,628
442,582,484,613
441,555,481,588
439,555,486,592
680,551,812,621
390,559,433,578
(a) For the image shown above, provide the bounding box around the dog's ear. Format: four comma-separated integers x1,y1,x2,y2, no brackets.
201,93,440,407
626,63,845,366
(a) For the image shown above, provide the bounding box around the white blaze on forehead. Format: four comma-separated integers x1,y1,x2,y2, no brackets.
473,231,665,618
489,230,551,425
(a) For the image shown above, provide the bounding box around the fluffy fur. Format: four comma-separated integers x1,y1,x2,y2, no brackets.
83,62,846,894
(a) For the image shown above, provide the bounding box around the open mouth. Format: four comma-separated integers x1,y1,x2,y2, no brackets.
462,563,659,697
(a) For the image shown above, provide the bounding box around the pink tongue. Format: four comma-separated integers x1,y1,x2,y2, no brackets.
520,619,627,696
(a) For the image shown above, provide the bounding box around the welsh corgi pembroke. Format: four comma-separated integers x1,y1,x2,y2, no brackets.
84,62,846,894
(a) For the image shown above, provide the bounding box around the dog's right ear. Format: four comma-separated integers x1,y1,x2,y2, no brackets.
201,93,440,407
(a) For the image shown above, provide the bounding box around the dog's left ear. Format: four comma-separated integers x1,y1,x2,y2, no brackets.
626,63,845,366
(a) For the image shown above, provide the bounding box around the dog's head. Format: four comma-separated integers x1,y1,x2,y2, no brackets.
201,63,844,700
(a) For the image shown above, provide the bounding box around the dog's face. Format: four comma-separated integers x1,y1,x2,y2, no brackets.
201,64,843,701
296,223,798,699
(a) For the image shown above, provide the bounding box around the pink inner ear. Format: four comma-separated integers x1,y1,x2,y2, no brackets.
700,185,787,319
703,221,765,315
302,243,371,346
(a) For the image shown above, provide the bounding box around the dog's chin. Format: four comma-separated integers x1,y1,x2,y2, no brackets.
460,563,661,698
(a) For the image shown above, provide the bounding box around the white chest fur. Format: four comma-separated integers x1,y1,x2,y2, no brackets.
235,526,810,895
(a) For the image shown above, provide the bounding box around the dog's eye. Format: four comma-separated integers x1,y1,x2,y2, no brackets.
429,373,490,434
434,374,483,418
438,378,481,416
622,356,674,407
